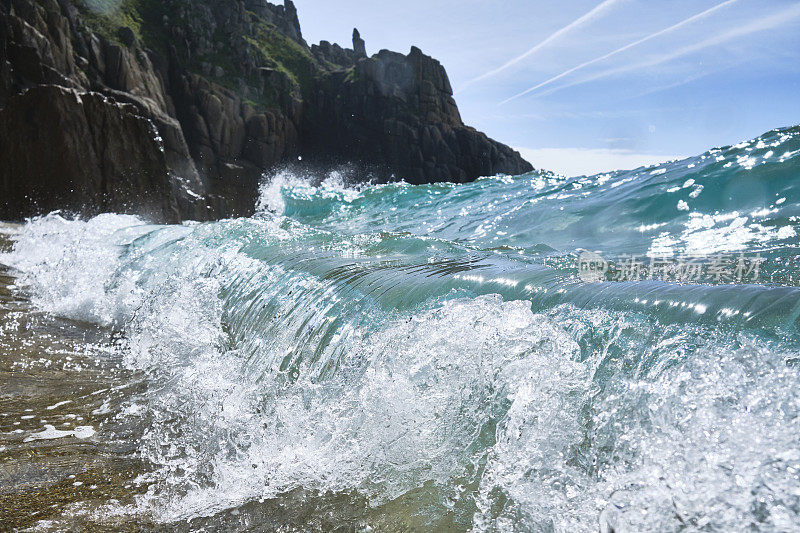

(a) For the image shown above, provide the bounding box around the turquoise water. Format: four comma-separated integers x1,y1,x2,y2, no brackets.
2,125,800,531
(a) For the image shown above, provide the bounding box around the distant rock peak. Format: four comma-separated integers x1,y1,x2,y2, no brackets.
353,28,367,59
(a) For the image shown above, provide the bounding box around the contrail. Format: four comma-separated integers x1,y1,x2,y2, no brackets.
456,0,624,94
526,2,800,100
500,0,738,105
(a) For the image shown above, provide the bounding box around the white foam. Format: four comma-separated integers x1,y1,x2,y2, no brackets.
123,288,586,523
46,400,72,410
256,169,365,216
474,306,800,531
0,213,153,326
23,425,95,442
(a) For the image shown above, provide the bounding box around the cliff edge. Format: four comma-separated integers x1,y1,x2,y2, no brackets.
0,0,533,222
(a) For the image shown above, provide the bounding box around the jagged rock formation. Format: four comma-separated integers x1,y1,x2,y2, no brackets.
308,45,530,183
352,28,366,60
0,0,533,222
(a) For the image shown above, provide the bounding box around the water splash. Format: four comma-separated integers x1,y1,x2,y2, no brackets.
2,125,800,531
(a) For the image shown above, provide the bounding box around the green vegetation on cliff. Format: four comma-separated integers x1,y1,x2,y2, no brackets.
76,0,167,52
77,0,317,110
77,0,142,41
248,20,316,97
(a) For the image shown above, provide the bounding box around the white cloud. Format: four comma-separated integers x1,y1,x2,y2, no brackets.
516,147,683,176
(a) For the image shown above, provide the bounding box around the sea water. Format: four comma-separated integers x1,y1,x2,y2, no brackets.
2,126,800,531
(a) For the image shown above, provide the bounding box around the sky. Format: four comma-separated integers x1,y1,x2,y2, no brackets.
294,0,800,176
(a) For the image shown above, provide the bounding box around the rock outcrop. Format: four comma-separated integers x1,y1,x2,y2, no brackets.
0,85,181,222
307,47,532,183
0,0,533,222
352,29,366,60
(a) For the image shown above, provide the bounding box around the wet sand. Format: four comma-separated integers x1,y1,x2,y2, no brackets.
0,228,152,530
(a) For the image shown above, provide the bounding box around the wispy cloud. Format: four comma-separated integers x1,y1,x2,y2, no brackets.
510,2,800,102
500,0,738,105
456,0,624,94
620,64,737,102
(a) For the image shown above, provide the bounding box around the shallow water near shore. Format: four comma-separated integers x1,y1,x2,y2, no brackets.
2,126,800,531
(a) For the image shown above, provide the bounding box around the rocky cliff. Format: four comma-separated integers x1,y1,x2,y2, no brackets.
0,0,533,222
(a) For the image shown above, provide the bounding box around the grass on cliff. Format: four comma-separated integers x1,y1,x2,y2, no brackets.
76,0,167,51
75,1,317,112
246,20,317,99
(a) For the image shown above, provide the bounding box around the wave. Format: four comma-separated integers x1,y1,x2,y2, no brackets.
2,125,800,530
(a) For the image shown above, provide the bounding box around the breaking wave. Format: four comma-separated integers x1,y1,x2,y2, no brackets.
3,125,800,531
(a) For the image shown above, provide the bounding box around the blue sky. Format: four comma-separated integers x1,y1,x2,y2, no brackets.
294,0,800,175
